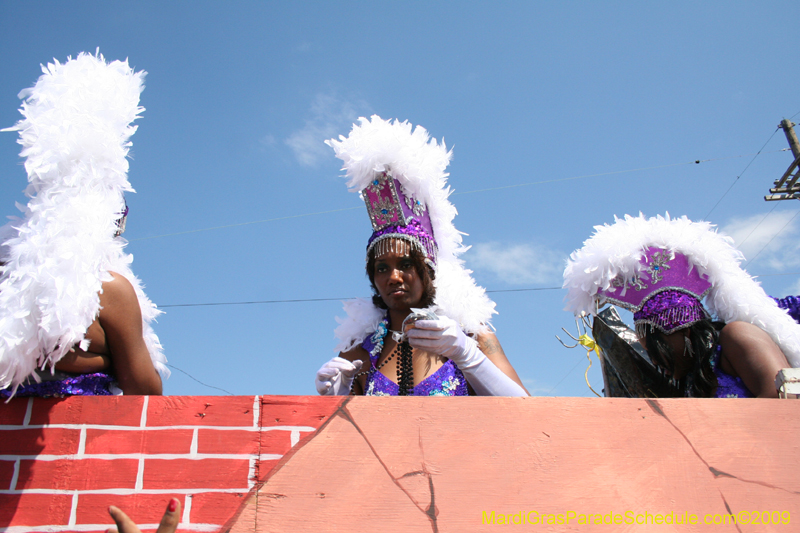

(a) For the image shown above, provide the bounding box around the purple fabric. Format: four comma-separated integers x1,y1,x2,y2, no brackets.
360,333,469,396
634,290,708,334
0,373,116,398
712,345,753,398
773,295,800,324
600,248,711,312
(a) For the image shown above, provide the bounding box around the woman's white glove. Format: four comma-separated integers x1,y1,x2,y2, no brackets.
315,357,363,396
407,317,527,397
406,316,483,368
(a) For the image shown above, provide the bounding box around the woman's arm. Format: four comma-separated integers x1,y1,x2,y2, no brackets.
475,332,529,394
99,273,162,395
718,321,790,398
54,349,111,373
407,318,529,396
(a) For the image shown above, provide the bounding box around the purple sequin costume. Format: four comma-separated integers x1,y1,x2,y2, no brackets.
360,325,469,396
712,344,753,398
0,371,116,398
774,295,800,324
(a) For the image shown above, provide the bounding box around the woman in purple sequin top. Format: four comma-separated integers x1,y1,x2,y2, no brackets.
636,291,791,398
341,239,527,396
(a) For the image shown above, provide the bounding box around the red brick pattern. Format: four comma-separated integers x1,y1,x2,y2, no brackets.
84,428,195,455
0,395,344,531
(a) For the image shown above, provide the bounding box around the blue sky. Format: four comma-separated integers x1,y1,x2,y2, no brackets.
1,1,799,396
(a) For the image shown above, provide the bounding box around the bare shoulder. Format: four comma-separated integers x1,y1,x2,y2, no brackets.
719,321,780,355
718,320,789,398
100,272,138,305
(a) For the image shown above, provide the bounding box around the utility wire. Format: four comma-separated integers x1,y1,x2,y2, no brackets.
735,201,780,251
131,149,789,242
704,128,781,220
547,352,589,395
166,363,234,395
130,206,361,242
158,286,565,308
743,209,800,269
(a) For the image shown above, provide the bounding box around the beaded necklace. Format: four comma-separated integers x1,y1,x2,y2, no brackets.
350,317,414,395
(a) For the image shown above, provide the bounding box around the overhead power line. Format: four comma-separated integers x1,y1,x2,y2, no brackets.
157,277,799,308
704,127,782,220
131,149,789,242
158,286,564,308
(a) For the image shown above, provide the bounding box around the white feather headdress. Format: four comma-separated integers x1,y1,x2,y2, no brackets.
327,116,496,351
563,213,800,367
0,52,169,390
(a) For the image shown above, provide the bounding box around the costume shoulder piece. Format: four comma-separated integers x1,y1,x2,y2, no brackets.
563,213,800,367
327,116,496,352
0,52,169,391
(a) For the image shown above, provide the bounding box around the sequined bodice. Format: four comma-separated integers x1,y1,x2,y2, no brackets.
360,328,469,396
0,371,117,398
712,344,753,398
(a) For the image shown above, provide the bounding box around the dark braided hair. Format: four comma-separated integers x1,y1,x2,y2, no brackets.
640,319,721,397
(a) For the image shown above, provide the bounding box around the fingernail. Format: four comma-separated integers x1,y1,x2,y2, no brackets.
168,498,178,512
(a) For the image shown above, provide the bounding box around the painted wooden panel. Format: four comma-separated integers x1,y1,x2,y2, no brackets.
0,396,797,533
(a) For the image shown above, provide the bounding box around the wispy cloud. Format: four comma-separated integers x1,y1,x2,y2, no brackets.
468,242,565,285
720,210,800,271
285,92,370,167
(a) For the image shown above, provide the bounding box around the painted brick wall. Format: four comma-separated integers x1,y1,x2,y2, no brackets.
0,395,343,533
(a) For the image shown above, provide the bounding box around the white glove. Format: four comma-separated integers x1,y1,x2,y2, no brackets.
407,317,527,397
315,357,363,396
406,316,484,368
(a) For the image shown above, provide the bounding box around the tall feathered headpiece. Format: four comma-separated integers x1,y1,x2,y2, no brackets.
563,213,800,367
0,52,169,390
327,116,496,351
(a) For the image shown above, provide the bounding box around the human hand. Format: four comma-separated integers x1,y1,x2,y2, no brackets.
406,316,483,368
315,357,363,395
107,498,180,533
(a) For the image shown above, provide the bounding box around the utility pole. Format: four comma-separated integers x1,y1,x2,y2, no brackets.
765,119,800,201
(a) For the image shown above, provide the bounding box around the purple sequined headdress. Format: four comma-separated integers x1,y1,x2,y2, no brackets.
597,247,712,335
363,171,437,266
563,214,800,368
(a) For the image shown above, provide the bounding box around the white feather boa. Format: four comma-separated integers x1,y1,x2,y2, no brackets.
563,213,800,367
0,52,168,390
328,116,496,352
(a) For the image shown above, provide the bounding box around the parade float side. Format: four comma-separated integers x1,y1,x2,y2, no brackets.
1,395,798,533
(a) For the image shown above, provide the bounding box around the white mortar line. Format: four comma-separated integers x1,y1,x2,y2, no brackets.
68,492,79,526
182,494,192,524
8,459,19,491
290,429,301,447
135,457,144,490
190,428,199,457
0,424,314,432
248,457,256,489
0,488,250,496
0,523,220,533
252,396,260,427
140,396,149,427
22,398,33,426
0,453,282,461
76,427,86,457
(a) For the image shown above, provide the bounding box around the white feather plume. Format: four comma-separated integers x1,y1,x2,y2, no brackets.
328,116,496,350
0,52,169,390
563,213,800,367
